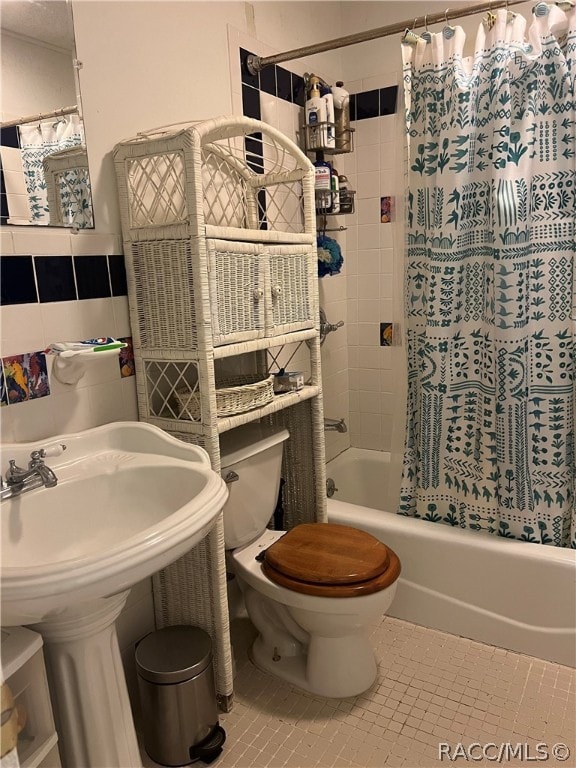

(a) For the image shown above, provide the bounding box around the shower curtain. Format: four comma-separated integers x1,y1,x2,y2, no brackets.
19,113,91,227
400,5,575,547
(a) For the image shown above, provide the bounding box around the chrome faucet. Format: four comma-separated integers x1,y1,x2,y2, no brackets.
1,447,64,501
324,418,348,433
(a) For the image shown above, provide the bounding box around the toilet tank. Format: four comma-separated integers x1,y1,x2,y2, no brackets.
219,424,289,549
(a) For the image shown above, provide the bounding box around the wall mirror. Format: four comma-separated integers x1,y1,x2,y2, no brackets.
0,0,94,229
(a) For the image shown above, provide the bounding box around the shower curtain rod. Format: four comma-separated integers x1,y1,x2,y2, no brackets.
0,105,78,130
247,0,535,74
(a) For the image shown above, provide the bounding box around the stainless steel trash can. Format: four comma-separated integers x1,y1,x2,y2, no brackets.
136,626,226,766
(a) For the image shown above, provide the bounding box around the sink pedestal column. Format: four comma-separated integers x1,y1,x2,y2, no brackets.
33,591,142,768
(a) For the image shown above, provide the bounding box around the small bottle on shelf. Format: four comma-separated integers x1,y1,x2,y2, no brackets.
330,166,340,214
305,76,327,150
314,155,332,213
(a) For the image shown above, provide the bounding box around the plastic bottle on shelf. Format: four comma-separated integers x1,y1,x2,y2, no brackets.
305,76,327,150
332,81,351,152
320,85,336,150
330,166,340,213
338,174,354,214
314,156,332,213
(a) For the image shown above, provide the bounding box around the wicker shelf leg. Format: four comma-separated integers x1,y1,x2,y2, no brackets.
152,514,234,711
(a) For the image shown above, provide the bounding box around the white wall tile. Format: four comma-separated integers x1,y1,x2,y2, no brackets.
357,250,380,274
360,412,382,436
88,379,128,426
70,233,121,256
78,298,118,339
50,388,96,436
357,225,380,250
357,368,380,392
1,303,45,356
12,229,72,256
0,406,17,442
356,171,380,199
380,142,397,171
260,93,278,129
3,169,29,197
111,296,132,338
380,224,395,248
357,197,379,226
4,396,56,442
359,390,382,414
5,195,33,222
121,378,139,421
0,146,23,172
40,301,77,350
358,299,380,323
358,274,380,300
354,117,380,147
358,346,384,370
0,229,15,255
356,144,380,174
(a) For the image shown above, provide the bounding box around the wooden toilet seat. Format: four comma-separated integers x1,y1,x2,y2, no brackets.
262,523,401,597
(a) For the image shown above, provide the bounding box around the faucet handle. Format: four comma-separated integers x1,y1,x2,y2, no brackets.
30,444,67,461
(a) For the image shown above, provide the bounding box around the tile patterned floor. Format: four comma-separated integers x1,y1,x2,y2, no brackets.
141,615,576,768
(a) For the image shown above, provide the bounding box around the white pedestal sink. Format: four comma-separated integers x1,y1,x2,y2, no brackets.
1,422,228,768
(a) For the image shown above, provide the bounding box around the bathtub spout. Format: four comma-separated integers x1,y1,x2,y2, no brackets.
324,418,347,433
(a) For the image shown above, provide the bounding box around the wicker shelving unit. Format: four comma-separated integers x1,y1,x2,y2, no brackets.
113,116,327,710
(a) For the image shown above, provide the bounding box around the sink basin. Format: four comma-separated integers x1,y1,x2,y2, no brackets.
1,422,228,767
1,422,228,625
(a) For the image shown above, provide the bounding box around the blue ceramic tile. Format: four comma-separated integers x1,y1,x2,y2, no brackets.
259,65,277,97
0,126,19,149
35,256,76,302
240,48,259,88
108,255,128,296
291,74,306,107
245,133,264,174
0,193,8,225
355,89,380,120
3,351,50,403
276,66,292,102
380,86,398,116
257,189,268,230
242,84,261,120
349,93,357,122
74,255,111,299
0,256,38,304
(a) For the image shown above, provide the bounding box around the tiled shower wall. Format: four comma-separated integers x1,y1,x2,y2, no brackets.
233,28,402,458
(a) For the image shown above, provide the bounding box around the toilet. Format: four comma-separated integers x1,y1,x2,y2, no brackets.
220,423,401,698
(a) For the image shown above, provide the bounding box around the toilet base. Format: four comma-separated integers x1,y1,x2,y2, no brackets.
249,632,378,698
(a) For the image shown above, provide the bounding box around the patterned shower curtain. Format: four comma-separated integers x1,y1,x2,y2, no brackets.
400,5,575,547
19,113,91,227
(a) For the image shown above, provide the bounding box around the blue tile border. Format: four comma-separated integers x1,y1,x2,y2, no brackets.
0,253,128,305
238,48,398,122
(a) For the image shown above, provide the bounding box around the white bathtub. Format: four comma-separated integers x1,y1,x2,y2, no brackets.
327,448,576,668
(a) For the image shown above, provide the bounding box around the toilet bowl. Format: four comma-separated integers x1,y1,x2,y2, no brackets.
220,424,401,698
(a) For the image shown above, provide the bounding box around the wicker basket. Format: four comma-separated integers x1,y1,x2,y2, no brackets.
175,374,275,420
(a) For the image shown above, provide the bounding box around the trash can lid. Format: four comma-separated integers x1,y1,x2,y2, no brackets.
135,626,213,684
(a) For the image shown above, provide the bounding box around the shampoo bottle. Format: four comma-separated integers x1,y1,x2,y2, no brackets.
314,156,332,212
305,76,327,150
